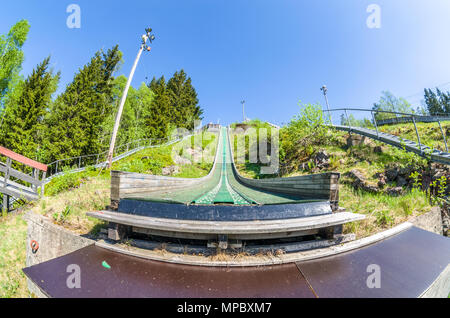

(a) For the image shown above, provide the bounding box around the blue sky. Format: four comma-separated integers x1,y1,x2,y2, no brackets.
2,0,450,126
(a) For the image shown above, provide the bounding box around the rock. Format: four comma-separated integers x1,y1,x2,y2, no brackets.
314,151,330,169
298,163,308,171
385,168,399,181
185,147,203,163
346,135,369,148
432,169,446,179
374,146,384,153
399,166,414,177
162,165,180,176
346,169,379,193
174,155,192,165
378,179,386,188
386,187,403,196
396,176,407,187
374,172,385,179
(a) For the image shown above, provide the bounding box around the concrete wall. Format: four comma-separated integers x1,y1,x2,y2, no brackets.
410,207,443,235
25,212,94,297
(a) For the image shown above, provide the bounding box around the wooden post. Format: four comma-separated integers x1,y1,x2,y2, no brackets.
31,168,37,192
4,158,11,188
1,195,6,217
41,171,46,197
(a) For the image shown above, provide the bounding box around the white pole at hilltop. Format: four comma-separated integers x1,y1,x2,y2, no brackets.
107,28,155,168
321,85,332,124
241,100,246,122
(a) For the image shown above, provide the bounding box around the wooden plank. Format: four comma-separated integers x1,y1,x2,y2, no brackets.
3,158,11,187
0,146,47,172
0,185,38,201
0,165,43,186
87,210,365,235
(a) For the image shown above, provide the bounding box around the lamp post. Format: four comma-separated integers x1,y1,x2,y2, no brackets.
320,85,332,124
107,28,155,168
241,100,246,122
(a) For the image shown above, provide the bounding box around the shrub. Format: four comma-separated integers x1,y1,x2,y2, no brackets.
375,210,394,226
279,102,332,174
46,171,82,196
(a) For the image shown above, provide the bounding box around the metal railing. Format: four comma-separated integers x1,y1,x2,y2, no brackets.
376,113,450,126
324,108,450,153
45,133,192,179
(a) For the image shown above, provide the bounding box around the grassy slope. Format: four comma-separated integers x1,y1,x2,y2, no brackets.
233,125,435,237
0,132,218,298
378,121,450,151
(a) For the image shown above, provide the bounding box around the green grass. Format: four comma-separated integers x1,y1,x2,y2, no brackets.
173,162,212,178
379,121,450,152
45,131,219,196
340,185,431,237
233,124,435,238
0,214,28,298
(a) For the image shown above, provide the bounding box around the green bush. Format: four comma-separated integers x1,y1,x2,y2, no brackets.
375,210,394,226
46,171,81,196
279,102,332,174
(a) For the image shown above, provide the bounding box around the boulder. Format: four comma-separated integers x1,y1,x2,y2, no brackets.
386,187,403,196
162,165,180,176
346,169,379,193
396,176,407,187
174,155,192,166
385,168,399,181
346,134,369,147
314,151,330,169
377,178,386,188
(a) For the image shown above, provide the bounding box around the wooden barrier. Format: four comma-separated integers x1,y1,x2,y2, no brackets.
110,130,223,206
111,128,340,211
227,128,340,211
0,146,48,215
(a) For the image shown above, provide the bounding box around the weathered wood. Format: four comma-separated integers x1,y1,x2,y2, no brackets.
0,146,47,172
3,158,11,188
227,128,340,210
87,210,365,236
0,146,48,211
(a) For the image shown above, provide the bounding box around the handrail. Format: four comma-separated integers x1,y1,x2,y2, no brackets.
324,107,450,156
45,137,169,177
0,146,47,172
45,132,198,179
324,108,450,117
0,146,48,213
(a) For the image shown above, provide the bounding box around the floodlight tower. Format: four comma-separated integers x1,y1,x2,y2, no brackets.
241,100,246,122
107,28,156,168
320,85,332,124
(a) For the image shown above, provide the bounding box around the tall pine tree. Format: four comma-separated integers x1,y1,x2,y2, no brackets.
166,69,203,130
424,88,443,115
0,56,59,161
44,45,122,161
146,76,170,140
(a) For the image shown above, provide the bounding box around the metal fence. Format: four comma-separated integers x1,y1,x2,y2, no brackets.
324,108,450,153
45,133,192,179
